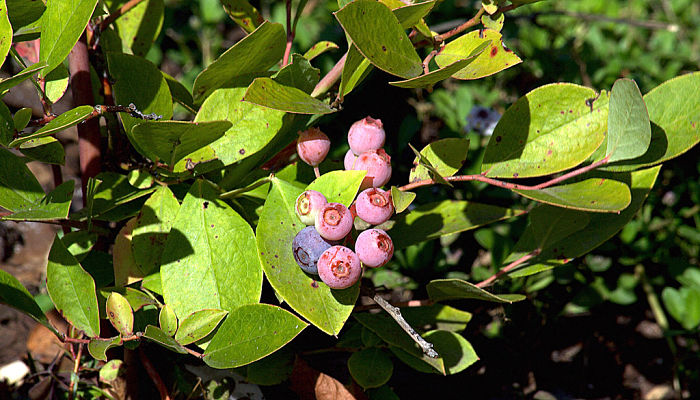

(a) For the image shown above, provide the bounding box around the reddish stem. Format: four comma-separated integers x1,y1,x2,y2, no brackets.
139,347,171,400
434,7,485,43
476,250,540,288
283,0,294,66
422,49,438,74
98,0,145,32
310,52,347,98
69,34,101,206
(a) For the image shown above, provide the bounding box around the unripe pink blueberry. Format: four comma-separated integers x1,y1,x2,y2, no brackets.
296,127,330,167
353,148,392,190
344,149,357,170
315,202,353,241
355,229,394,268
348,116,385,155
295,190,327,225
355,188,394,225
317,245,362,289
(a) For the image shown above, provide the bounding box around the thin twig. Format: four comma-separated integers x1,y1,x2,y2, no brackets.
475,250,540,288
422,49,438,74
311,52,347,98
99,0,145,32
283,0,294,67
434,8,485,43
398,157,610,192
362,286,439,358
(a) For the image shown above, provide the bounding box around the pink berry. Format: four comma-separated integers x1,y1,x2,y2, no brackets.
296,190,327,225
355,229,394,268
344,149,357,170
317,246,362,289
355,188,393,225
348,116,385,155
297,127,330,166
353,149,392,189
315,202,353,241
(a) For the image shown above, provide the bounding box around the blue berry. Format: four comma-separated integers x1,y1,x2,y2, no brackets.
292,226,333,275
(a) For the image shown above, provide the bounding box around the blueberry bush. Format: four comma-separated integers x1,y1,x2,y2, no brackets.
0,0,698,398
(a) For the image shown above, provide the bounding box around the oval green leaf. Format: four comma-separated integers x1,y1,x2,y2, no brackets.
106,0,163,57
106,292,134,335
44,64,69,103
193,21,285,103
203,304,307,369
175,308,228,345
303,41,339,61
158,304,178,336
132,185,180,276
339,45,373,98
87,336,121,362
481,84,609,178
422,330,478,374
220,0,264,33
143,325,188,353
514,178,631,213
409,138,470,182
2,180,74,221
435,29,521,80
113,217,143,286
0,148,44,211
605,79,651,163
348,348,393,389
0,0,13,67
0,269,51,329
39,0,98,77
9,105,94,147
305,170,366,206
0,62,47,94
390,186,415,213
13,107,32,132
19,136,66,165
426,279,526,303
46,234,100,337
243,77,336,114
161,180,261,319
389,200,522,250
257,178,359,335
392,0,436,29
335,0,422,79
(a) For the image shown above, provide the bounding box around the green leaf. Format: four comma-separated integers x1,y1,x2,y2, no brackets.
392,0,436,29
243,77,336,114
19,136,66,165
481,12,504,32
113,217,145,286
193,21,285,103
132,186,180,276
662,287,700,330
408,143,451,187
7,0,45,32
0,148,44,211
435,29,521,80
85,172,158,219
513,178,631,213
158,304,177,336
422,330,478,374
389,200,522,250
273,54,320,94
245,348,295,386
605,79,651,163
44,64,70,103
426,279,525,303
174,308,228,345
481,84,609,178
507,166,661,277
339,45,373,98
39,0,99,77
46,234,100,337
87,336,121,361
107,52,173,139
257,178,358,335
526,205,591,251
161,180,261,319
220,0,264,33
348,348,393,389
305,170,366,206
603,72,700,171
303,41,339,61
183,87,289,174
400,304,472,332
354,312,445,374
105,0,164,57
335,0,422,79
203,304,307,368
131,120,231,166
0,62,47,94
0,101,13,146
63,231,96,262
9,105,94,147
0,0,13,67
99,287,155,311
2,180,74,221
390,186,415,213
127,170,154,189
409,138,470,182
162,72,195,113
106,292,134,335
143,325,188,353
389,44,488,89
0,269,50,328
13,107,32,131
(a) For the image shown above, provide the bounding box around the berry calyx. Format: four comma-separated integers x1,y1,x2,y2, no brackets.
297,127,330,167
353,149,392,190
355,188,394,225
315,202,353,241
355,229,394,268
348,116,385,155
317,245,362,289
295,190,327,225
292,226,333,275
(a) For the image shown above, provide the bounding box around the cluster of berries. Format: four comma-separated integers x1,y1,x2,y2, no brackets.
293,117,395,289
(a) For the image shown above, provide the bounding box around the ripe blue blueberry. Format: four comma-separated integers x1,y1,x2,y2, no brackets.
292,226,333,275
